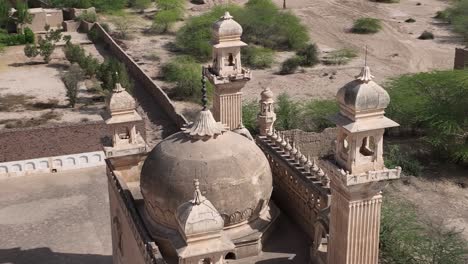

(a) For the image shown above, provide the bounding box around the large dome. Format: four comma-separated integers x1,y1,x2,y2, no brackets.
140,111,273,230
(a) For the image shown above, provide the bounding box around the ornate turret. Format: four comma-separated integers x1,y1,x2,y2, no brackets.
257,87,276,136
104,81,147,159
324,62,401,264
204,12,252,132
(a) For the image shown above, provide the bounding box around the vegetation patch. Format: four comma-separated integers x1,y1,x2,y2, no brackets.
151,0,185,33
418,31,434,40
380,199,468,264
322,48,357,65
386,70,468,164
242,46,275,69
161,56,213,102
434,0,468,41
384,145,423,176
351,17,383,34
243,93,338,134
176,0,309,61
296,43,320,67
279,57,301,75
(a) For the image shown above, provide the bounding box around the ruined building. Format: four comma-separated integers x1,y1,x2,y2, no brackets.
105,12,401,264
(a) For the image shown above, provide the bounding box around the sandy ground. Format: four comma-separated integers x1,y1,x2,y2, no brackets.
0,41,105,129
0,167,112,264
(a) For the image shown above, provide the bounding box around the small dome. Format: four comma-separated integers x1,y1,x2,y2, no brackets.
260,87,274,102
336,66,390,112
212,12,243,41
176,179,224,241
107,83,135,116
140,110,272,230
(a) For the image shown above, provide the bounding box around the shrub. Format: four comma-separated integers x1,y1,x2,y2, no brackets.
87,26,101,42
112,16,134,39
434,0,468,40
161,56,213,102
296,43,319,67
0,1,11,29
0,33,26,46
81,55,100,76
63,64,85,107
351,17,382,34
64,42,86,64
242,100,260,134
322,48,357,65
242,46,274,69
418,30,434,40
101,23,111,33
405,18,416,23
77,10,97,23
274,93,301,130
152,9,181,33
386,70,468,163
301,99,338,132
279,57,301,75
380,199,468,264
434,10,451,21
384,145,423,176
24,28,35,43
132,0,152,11
0,43,4,53
93,0,128,11
175,0,309,61
24,43,39,58
98,58,133,91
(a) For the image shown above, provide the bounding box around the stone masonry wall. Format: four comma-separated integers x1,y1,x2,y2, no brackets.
0,120,145,163
454,48,468,70
282,127,338,158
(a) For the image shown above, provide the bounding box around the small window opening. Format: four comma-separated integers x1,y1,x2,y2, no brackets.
199,258,212,264
225,252,236,260
228,53,234,66
359,136,375,156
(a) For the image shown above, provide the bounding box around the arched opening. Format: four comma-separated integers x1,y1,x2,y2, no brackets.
228,53,234,66
359,136,375,156
225,252,236,260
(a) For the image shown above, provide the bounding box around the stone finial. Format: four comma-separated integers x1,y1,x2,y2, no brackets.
285,139,292,152
317,168,325,178
322,174,330,187
295,147,302,163
182,110,227,139
222,11,233,20
304,155,313,173
312,158,320,172
271,129,278,140
281,134,288,149
290,141,298,157
275,131,283,146
192,179,206,205
113,82,125,93
300,154,307,167
355,66,374,83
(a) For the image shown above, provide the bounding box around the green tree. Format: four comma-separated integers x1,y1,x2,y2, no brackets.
386,70,468,163
351,17,382,34
15,1,32,34
275,93,301,130
24,43,39,59
0,1,11,29
63,64,85,108
297,43,319,67
152,9,180,33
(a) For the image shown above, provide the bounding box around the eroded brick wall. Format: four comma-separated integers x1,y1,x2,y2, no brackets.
0,120,145,163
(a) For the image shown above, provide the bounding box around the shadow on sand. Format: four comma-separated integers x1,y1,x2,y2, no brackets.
0,247,112,264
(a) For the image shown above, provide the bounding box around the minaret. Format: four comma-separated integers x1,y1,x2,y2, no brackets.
323,64,401,264
204,12,252,132
257,87,276,136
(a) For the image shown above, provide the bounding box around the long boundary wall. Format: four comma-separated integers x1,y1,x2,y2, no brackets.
91,23,187,128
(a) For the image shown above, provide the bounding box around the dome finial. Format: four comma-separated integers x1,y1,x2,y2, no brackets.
355,46,374,83
201,67,208,111
222,11,233,20
192,179,206,205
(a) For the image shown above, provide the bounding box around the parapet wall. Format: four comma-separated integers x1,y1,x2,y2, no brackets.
454,48,468,70
0,120,145,163
256,135,331,241
91,23,188,128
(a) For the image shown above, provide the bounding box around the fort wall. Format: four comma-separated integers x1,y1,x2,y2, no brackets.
91,23,187,128
282,128,337,158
